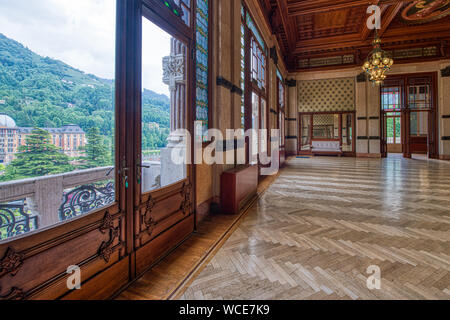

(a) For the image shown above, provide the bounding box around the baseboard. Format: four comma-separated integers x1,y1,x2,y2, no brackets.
356,153,382,158
196,198,214,225
439,155,450,161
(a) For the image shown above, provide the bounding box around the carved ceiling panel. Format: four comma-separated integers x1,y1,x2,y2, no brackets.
257,0,450,72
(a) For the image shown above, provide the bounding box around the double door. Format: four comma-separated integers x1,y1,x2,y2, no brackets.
381,73,438,159
0,0,195,300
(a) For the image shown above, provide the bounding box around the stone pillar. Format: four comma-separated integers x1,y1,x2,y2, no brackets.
356,77,369,155
440,66,450,157
28,176,63,228
163,38,187,131
367,81,381,155
286,81,298,155
161,38,187,187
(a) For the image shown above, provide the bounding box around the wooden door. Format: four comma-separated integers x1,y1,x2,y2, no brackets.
0,0,136,300
381,79,405,157
133,0,195,277
406,75,438,158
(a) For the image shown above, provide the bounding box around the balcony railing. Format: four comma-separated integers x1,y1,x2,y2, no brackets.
0,167,115,241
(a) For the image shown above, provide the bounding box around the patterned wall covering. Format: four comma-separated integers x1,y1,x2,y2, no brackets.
298,78,355,112
313,114,335,126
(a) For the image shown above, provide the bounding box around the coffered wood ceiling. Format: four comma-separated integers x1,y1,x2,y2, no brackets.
257,0,450,71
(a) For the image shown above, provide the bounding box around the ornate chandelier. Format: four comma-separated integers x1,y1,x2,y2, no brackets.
362,31,394,85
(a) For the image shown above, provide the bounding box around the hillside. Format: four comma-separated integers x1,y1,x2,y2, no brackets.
0,33,170,149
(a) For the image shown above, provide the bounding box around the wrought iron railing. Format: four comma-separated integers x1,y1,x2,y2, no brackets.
59,181,115,221
0,166,115,242
0,202,38,241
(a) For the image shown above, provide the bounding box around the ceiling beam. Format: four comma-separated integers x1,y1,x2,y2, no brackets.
379,2,404,37
275,0,296,53
294,27,450,54
287,0,379,17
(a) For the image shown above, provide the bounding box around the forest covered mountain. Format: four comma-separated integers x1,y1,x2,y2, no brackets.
0,33,170,150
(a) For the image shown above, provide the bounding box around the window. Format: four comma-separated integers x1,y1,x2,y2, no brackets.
240,23,246,130
277,71,285,147
0,0,116,241
141,18,188,193
381,86,401,111
242,5,268,166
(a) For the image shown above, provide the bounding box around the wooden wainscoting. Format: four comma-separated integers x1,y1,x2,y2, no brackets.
134,180,194,277
0,204,128,300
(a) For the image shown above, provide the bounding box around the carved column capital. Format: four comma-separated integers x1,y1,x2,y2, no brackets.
163,53,186,91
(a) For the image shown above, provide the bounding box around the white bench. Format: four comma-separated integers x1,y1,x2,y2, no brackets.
311,140,343,156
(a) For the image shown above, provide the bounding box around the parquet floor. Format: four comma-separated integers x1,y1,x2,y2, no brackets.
180,156,450,300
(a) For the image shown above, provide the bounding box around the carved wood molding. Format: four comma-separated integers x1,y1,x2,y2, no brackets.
285,79,297,87
180,183,193,215
0,247,24,278
270,46,279,65
98,212,121,263
442,66,450,77
141,196,157,236
0,247,25,300
0,287,25,300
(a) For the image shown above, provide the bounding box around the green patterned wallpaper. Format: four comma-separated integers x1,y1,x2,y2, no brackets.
298,77,355,113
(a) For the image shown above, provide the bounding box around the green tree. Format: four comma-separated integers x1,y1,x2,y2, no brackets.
78,127,111,169
1,128,73,181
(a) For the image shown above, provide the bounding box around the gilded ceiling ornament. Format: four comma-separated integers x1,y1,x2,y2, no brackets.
401,0,450,24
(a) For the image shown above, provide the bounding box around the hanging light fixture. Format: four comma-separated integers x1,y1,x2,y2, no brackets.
362,31,394,85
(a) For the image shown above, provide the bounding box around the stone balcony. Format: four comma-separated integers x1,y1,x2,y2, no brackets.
0,156,177,242
0,166,115,241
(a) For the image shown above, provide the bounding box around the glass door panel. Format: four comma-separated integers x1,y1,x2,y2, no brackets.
251,92,259,164
386,113,402,153
134,11,195,277
381,80,404,157
0,0,117,241
141,19,187,193
260,98,267,155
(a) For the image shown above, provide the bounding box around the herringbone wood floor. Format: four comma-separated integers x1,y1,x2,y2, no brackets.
180,156,450,300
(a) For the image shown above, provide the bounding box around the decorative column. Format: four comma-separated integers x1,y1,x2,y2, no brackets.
160,38,187,187
163,38,186,132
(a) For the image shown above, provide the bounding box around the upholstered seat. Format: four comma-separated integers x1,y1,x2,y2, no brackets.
311,140,343,156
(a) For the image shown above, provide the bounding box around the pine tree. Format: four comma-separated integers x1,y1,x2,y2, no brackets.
1,128,73,181
78,127,111,169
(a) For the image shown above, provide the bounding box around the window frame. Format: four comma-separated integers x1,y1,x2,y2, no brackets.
241,5,268,166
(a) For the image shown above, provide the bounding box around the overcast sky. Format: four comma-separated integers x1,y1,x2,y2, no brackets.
0,0,171,96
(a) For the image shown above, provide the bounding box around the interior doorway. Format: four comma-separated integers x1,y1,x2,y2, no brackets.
380,73,438,159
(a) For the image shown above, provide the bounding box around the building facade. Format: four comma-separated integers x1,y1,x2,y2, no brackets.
0,114,86,164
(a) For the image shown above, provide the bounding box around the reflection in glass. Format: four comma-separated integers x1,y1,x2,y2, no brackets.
313,114,337,139
301,115,311,151
410,112,428,136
